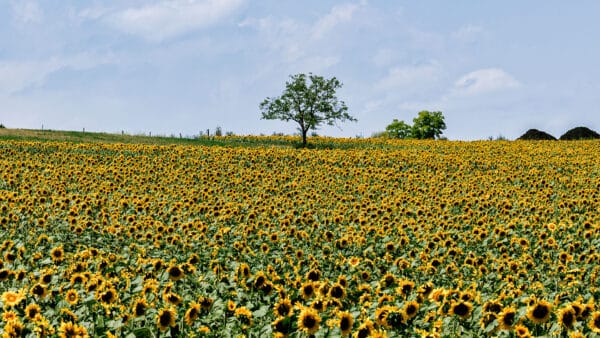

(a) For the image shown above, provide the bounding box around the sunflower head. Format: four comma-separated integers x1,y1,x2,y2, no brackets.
297,306,321,335
157,307,177,332
526,300,552,325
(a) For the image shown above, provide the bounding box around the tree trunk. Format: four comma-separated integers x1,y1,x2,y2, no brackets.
301,129,308,147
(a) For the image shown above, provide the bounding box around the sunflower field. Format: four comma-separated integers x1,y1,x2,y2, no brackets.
0,138,599,337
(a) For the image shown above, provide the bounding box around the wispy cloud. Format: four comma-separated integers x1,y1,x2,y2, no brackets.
10,0,43,24
311,2,362,39
106,0,245,42
451,68,521,96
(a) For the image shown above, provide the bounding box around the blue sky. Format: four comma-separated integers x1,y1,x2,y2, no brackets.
1,1,599,140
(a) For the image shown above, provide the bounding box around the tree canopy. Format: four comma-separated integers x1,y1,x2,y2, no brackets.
385,111,446,139
260,73,356,146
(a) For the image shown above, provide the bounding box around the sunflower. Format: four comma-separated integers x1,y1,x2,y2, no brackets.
297,306,321,335
514,324,531,338
50,246,64,263
0,269,9,282
3,320,25,337
199,296,214,311
300,281,316,300
97,287,118,305
526,300,552,325
338,311,354,336
588,311,600,333
329,283,346,300
234,306,253,326
132,298,148,317
167,265,184,281
58,321,89,338
184,302,201,326
404,300,420,320
157,307,177,332
497,306,517,330
274,298,293,317
226,300,237,314
355,320,375,338
450,301,473,320
2,309,18,322
557,306,576,330
1,290,25,307
65,290,78,305
164,292,182,306
25,303,42,320
272,317,293,336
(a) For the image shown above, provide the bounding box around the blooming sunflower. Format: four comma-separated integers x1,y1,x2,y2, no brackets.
273,298,293,318
167,265,184,281
58,321,89,338
338,311,354,336
65,289,78,305
234,306,253,326
497,306,517,330
450,301,473,320
184,302,201,326
25,303,42,320
1,290,25,307
297,306,321,335
157,307,177,332
557,306,576,330
2,309,19,322
132,298,148,317
404,300,420,320
50,246,64,263
588,311,600,333
526,300,552,325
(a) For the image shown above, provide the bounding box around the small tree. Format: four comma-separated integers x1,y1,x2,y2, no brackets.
385,119,412,139
411,111,446,139
260,73,356,147
385,111,446,139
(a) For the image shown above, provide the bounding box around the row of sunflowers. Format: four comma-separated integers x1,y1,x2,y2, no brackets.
0,138,599,337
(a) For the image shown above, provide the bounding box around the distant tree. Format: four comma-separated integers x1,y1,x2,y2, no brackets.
260,73,356,147
385,111,446,139
411,111,446,139
385,119,412,139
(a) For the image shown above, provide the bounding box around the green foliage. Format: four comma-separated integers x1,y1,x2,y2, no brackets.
411,111,446,139
260,73,356,146
385,119,412,139
386,111,446,139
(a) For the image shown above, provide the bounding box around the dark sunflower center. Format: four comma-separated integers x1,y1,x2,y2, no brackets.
331,286,344,298
159,312,172,326
303,315,317,329
502,312,515,326
277,303,290,316
406,304,417,315
340,317,351,330
533,305,549,319
454,303,469,316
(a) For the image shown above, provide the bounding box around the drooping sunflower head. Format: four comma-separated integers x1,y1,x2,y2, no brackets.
156,307,177,332
557,306,576,330
273,298,293,318
338,311,354,336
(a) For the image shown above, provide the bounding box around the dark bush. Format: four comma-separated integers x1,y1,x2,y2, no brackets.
517,129,556,140
559,126,600,140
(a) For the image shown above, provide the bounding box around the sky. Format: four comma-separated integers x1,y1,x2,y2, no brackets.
1,1,599,140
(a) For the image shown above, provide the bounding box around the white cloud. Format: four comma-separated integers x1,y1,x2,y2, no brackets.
451,68,521,96
11,0,43,24
107,0,245,42
376,62,440,90
312,2,361,39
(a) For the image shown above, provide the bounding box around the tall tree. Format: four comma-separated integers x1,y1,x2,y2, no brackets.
260,73,356,146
